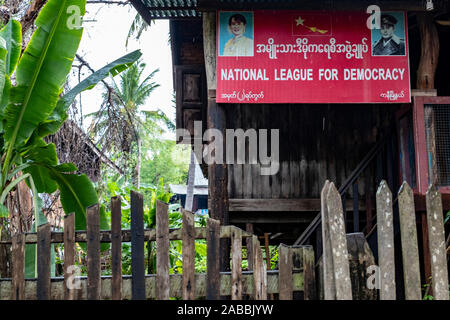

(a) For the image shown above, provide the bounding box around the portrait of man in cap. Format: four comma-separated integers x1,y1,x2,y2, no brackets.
372,13,406,56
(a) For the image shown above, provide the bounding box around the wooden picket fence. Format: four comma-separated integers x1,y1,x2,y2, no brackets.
0,191,316,300
321,180,449,300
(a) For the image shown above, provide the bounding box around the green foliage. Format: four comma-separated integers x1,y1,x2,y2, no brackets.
126,13,152,47
141,138,189,186
98,176,211,275
87,58,174,189
0,0,141,234
0,19,21,77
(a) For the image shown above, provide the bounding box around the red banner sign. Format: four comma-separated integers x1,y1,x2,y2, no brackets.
216,10,411,103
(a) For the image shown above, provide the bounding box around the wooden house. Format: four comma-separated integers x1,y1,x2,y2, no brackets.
130,0,450,274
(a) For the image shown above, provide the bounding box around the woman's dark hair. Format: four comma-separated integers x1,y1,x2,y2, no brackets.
228,13,246,26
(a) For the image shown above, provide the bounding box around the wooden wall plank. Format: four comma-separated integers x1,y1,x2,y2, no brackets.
111,196,122,300
64,213,76,300
425,185,449,300
233,104,243,198
376,181,396,300
278,244,292,300
326,182,352,300
11,233,25,300
87,204,101,300
281,162,290,199
182,209,195,300
261,106,272,200
206,218,220,299
303,245,316,300
229,198,365,212
231,227,242,300
353,182,359,232
156,200,170,300
243,165,253,199
37,223,51,300
398,182,422,300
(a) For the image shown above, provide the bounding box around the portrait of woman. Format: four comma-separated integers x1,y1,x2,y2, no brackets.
220,12,254,57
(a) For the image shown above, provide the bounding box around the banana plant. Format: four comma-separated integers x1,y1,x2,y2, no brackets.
0,0,142,236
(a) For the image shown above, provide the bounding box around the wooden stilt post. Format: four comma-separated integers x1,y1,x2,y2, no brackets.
416,12,439,90
203,11,230,272
416,14,439,292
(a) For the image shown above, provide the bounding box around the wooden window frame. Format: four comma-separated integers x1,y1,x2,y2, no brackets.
412,96,450,194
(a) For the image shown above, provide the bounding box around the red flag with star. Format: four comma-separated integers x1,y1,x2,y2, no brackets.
292,14,332,36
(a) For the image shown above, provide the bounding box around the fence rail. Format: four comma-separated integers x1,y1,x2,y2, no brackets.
0,193,315,300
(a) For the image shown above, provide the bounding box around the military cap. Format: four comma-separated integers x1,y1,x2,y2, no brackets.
381,14,398,26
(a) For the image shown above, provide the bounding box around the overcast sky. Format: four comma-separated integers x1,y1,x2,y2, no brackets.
70,4,174,136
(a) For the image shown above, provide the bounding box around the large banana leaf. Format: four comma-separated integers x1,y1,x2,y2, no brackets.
0,19,22,76
0,76,10,130
48,168,107,231
3,0,85,163
36,50,142,138
0,37,6,101
22,140,59,193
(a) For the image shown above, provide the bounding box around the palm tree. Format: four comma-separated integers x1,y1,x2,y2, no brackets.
87,59,170,188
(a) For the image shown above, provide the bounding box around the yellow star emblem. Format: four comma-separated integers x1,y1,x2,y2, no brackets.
295,16,304,26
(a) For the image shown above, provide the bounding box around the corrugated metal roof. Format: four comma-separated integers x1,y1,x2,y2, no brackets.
137,0,201,18
133,0,299,19
133,0,439,19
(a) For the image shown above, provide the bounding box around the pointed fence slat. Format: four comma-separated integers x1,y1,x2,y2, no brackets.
131,191,145,300
376,181,396,300
156,200,170,300
11,233,25,300
252,235,267,300
303,245,316,300
278,244,292,300
425,185,449,300
206,218,220,300
326,182,352,300
64,213,76,300
182,209,195,300
87,204,101,300
37,223,51,300
320,181,336,300
231,227,242,300
252,235,261,300
398,182,422,300
111,196,122,300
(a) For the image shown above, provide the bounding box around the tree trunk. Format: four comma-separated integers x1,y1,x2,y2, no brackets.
134,136,141,189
